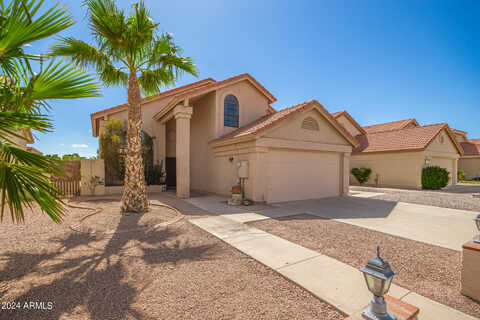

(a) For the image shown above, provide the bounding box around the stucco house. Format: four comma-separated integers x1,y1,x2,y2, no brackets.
332,113,463,189
452,129,480,179
90,74,358,202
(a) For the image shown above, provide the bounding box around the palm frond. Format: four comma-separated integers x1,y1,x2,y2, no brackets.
99,63,128,87
83,0,127,51
49,37,111,68
31,58,101,100
0,141,64,223
138,68,174,96
143,34,198,78
0,0,74,57
0,111,52,143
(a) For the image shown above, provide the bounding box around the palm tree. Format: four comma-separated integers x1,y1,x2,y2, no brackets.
0,0,100,222
50,0,198,213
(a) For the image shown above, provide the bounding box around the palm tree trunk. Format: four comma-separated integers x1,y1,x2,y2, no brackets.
121,71,149,213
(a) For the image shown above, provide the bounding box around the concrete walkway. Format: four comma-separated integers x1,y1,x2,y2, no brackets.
190,213,477,320
276,196,478,251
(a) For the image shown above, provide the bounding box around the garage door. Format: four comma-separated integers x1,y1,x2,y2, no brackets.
267,149,341,203
430,157,454,186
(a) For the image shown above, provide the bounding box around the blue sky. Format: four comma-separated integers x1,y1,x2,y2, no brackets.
30,0,479,157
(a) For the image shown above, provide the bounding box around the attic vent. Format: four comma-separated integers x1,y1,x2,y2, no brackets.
439,134,445,144
301,117,319,131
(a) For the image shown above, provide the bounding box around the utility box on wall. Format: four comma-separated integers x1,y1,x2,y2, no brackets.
237,160,249,178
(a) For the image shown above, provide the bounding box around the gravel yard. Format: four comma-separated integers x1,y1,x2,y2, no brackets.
248,214,480,318
352,186,480,212
0,200,342,320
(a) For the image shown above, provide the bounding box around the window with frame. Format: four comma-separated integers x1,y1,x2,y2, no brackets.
224,95,239,127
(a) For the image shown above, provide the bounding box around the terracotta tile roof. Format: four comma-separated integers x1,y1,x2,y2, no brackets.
363,118,419,134
212,100,359,147
354,123,451,154
161,73,277,105
90,77,216,118
331,110,367,135
460,140,480,156
452,128,467,135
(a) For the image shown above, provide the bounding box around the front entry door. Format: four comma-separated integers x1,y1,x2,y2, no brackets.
165,157,176,188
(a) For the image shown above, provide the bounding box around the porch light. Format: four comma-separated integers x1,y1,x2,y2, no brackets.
360,246,397,320
474,214,480,244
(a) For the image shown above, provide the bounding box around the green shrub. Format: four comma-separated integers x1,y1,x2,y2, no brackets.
457,169,466,181
422,166,449,189
351,168,372,184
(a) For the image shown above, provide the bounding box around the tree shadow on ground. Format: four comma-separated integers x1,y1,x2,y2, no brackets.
0,203,215,320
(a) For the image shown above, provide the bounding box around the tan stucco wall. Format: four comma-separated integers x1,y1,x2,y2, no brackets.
209,141,257,198
459,158,480,180
264,109,352,147
351,151,424,189
80,158,105,195
426,130,458,154
215,80,270,138
335,115,362,137
190,92,216,191
424,129,460,185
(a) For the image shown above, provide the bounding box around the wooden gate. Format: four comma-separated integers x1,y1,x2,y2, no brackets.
51,161,81,198
51,178,80,197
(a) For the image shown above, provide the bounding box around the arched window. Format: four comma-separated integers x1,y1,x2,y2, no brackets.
224,95,239,127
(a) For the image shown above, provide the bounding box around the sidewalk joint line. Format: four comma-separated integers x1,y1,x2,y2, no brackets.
275,254,323,271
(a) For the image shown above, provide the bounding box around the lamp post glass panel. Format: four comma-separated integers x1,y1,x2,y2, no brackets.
474,214,480,244
360,246,397,320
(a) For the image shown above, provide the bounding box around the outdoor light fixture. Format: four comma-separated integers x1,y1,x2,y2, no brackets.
474,214,480,244
360,246,397,320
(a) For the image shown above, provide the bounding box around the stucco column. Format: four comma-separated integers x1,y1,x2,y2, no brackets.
174,105,193,198
452,158,458,186
341,152,351,196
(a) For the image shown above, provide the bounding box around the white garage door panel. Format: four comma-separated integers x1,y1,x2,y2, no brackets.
267,150,340,203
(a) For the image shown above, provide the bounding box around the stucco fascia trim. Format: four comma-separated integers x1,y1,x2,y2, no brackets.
424,150,460,159
352,147,427,155
256,137,352,153
212,146,268,158
460,155,480,159
209,134,256,148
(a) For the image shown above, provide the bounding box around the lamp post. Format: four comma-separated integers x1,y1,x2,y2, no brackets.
360,246,397,320
474,214,480,244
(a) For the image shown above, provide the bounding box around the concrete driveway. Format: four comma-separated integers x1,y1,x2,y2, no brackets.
276,196,478,251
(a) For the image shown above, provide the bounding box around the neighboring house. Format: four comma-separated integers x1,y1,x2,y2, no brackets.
446,129,480,180
458,137,480,180
90,74,358,202
332,113,463,189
